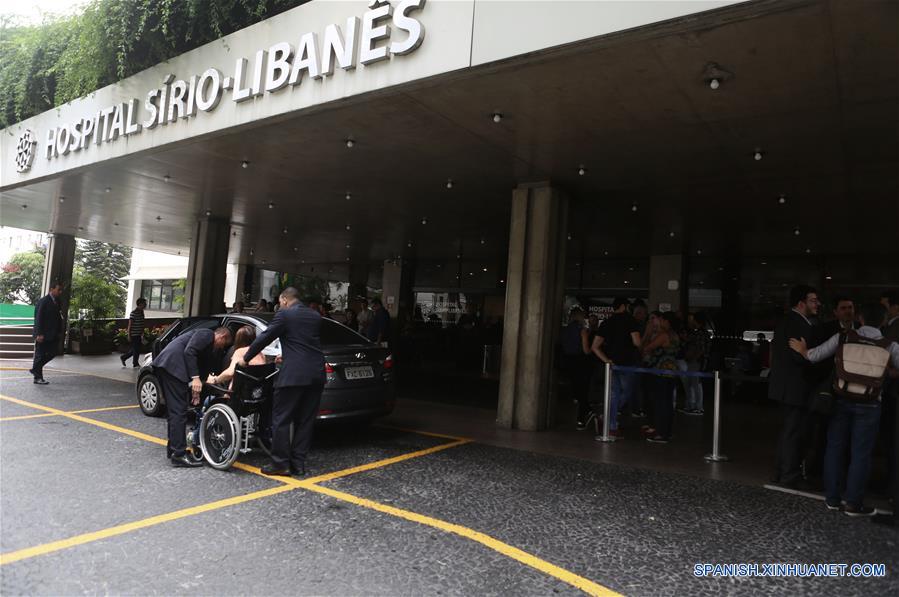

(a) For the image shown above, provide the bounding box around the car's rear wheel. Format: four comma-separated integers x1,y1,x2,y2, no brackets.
138,374,165,417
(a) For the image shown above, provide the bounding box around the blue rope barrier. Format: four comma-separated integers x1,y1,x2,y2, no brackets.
610,365,715,378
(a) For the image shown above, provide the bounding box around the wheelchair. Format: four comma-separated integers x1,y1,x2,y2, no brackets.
184,363,279,470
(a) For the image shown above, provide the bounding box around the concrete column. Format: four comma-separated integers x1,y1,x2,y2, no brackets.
185,217,230,316
41,233,76,352
348,263,370,303
497,183,568,431
381,259,414,320
648,254,685,313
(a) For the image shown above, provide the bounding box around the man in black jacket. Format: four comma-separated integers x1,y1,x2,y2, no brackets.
30,282,65,385
768,285,820,487
154,326,232,467
239,287,324,477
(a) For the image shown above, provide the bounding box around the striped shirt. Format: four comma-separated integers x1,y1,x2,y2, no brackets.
129,308,146,338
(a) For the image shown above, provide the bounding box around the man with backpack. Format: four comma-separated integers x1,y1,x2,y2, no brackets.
789,302,899,516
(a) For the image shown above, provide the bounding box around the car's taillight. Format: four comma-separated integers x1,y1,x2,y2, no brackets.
325,363,335,374
383,355,394,370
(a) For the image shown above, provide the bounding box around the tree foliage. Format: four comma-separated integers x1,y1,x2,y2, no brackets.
1,0,310,127
69,268,123,320
0,248,46,304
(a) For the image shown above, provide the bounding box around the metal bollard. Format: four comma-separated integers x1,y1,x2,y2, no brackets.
596,362,615,442
704,370,729,462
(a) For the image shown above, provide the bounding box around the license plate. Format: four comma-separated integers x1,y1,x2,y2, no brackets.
344,366,374,380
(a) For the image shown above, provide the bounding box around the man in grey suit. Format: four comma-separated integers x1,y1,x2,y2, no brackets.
239,286,324,477
154,326,232,467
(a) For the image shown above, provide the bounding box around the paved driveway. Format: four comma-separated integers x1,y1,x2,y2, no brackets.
0,368,896,596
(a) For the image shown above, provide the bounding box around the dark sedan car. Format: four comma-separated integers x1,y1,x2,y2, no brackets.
136,313,394,422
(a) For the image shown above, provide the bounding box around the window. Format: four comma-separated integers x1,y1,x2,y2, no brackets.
321,319,370,347
139,279,185,312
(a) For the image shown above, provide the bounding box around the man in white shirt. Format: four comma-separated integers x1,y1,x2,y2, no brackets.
790,302,899,517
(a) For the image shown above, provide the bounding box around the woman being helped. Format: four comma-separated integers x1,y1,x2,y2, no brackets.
208,325,267,389
642,312,681,443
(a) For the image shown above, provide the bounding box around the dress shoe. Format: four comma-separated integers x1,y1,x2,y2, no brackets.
261,463,292,476
170,454,203,468
290,464,306,477
33,378,49,385
120,355,127,367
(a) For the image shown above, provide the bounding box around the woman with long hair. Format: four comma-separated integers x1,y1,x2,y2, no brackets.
208,325,267,388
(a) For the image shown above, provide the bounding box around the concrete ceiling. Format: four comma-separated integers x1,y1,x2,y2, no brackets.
1,0,896,282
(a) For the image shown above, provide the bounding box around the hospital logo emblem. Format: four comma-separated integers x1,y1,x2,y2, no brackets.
15,129,37,173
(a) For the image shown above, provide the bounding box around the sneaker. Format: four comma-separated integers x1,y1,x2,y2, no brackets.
844,504,876,518
824,500,843,511
33,378,49,385
646,435,669,444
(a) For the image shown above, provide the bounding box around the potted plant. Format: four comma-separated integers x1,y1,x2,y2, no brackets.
114,328,130,352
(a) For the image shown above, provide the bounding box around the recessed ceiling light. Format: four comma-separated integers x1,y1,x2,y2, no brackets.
793,227,801,236
345,243,351,249
345,224,351,231
578,165,586,176
345,192,352,201
669,231,675,238
492,112,503,123
567,233,572,241
282,227,288,234
603,250,609,256
778,194,786,205
753,149,764,161
825,275,832,280
482,267,488,272
268,201,274,209
407,241,413,247
446,179,454,189
205,209,212,216
293,247,298,252
696,249,702,255
249,249,254,256
709,78,720,90
241,161,249,169
805,248,812,254
480,238,485,245
421,217,427,225
631,203,638,212
345,138,355,148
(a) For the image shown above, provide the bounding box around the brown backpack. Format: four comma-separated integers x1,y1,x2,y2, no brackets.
833,330,892,400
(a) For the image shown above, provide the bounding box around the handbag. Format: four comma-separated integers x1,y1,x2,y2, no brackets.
809,375,835,416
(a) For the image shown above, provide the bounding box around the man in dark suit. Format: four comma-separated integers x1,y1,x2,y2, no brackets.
239,286,324,477
30,282,65,385
768,285,820,488
154,326,233,467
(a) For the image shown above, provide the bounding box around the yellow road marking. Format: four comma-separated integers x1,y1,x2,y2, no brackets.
306,484,621,597
0,391,619,595
0,394,166,446
307,439,471,484
0,404,139,422
375,423,471,442
0,366,134,384
0,485,294,566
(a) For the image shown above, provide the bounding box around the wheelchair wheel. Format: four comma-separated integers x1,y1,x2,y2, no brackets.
199,404,241,470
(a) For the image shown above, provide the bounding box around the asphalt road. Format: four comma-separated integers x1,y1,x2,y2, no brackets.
0,369,896,596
